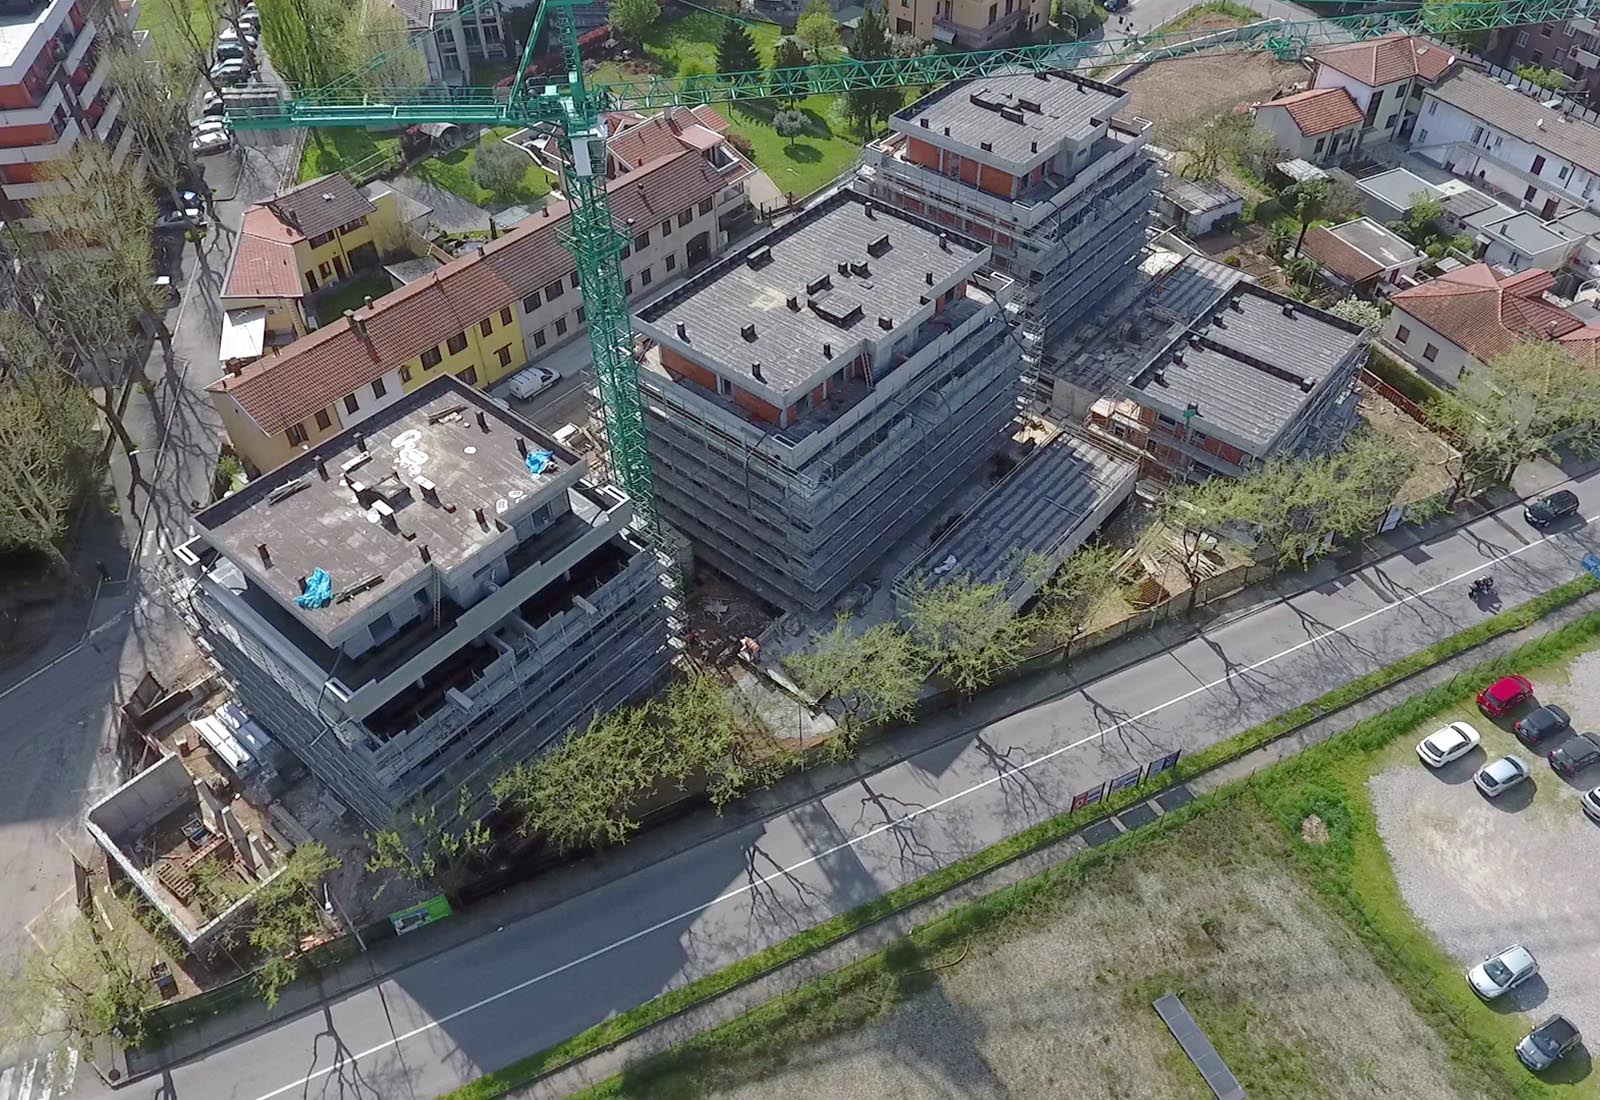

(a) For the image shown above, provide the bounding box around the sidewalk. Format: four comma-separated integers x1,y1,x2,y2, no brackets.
122,449,1600,1078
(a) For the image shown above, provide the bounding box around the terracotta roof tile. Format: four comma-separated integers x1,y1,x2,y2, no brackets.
1300,226,1384,282
607,106,734,170
1258,88,1363,136
213,150,726,436
1391,262,1583,361
223,207,306,300
1312,33,1457,87
264,173,377,242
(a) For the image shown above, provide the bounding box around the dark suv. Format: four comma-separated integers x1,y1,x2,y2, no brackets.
1514,704,1570,746
1525,489,1580,528
1550,733,1600,778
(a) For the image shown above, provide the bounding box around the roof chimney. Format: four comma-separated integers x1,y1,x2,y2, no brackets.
257,543,272,567
476,410,489,432
420,544,431,564
474,506,487,528
878,315,893,330
943,126,950,136
752,361,764,382
517,436,528,458
363,296,373,309
926,271,935,285
676,320,689,340
741,322,758,342
823,341,833,358
864,200,875,219
786,295,801,311
1282,303,1295,318
938,233,950,252
1153,367,1167,385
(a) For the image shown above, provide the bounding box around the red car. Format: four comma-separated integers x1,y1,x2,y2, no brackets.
1478,674,1534,717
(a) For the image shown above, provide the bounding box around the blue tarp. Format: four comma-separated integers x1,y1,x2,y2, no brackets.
296,568,333,609
525,450,555,477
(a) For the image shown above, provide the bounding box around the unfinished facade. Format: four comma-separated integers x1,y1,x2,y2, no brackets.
177,377,671,829
635,189,1021,612
858,70,1156,405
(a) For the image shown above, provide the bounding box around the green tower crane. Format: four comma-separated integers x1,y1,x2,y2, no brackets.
228,0,1582,533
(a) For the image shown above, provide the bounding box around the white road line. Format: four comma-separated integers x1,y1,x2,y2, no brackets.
58,1050,76,1095
0,1065,14,1100
239,513,1597,1100
37,1051,54,1100
16,1060,33,1100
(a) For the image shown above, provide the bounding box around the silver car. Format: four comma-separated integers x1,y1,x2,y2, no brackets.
1473,754,1530,798
1582,786,1600,824
1468,944,1538,1000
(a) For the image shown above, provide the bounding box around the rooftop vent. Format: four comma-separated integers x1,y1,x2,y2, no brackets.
1281,303,1295,318
878,315,893,331
1152,368,1167,385
516,436,528,458
353,431,366,453
417,477,438,504
787,295,801,311
1033,70,1050,80
980,140,994,152
868,233,892,258
747,245,774,268
476,410,489,432
1017,96,1042,113
926,271,935,285
864,200,876,219
999,108,1024,125
1078,81,1088,94
1229,295,1245,311
943,126,950,136
919,118,929,128
1171,349,1183,364
823,342,833,357
676,321,689,341
1300,377,1315,392
474,506,487,529
1031,140,1038,154
806,273,832,295
741,322,758,342
315,456,328,480
837,261,850,275
938,233,950,252
752,362,764,382
420,544,431,564
257,543,271,567
969,90,1001,112
850,260,870,278
809,292,864,328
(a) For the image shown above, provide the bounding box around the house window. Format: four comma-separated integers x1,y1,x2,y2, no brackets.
624,277,634,295
371,377,387,399
1560,164,1571,180
400,365,411,383
1384,113,1398,129
1556,47,1567,64
621,244,631,260
421,347,442,369
1314,136,1326,155
1364,88,1382,126
523,291,541,312
460,365,478,386
987,2,996,22
286,422,308,445
496,345,512,367
569,272,579,289
500,306,513,326
1423,343,1439,362
339,215,368,234
641,266,653,286
1417,128,1428,143
315,409,332,430
1427,99,1437,115
1525,185,1538,202
1541,21,1552,34
447,332,469,354
1470,125,1485,145
699,198,713,215
344,394,360,414
635,230,649,249
677,210,692,228
480,317,494,338
319,262,333,278
310,230,335,248
545,279,564,300
717,375,732,397
555,317,568,336
1532,154,1547,175
1568,20,1577,35
1517,30,1529,46
533,329,547,348
1395,324,1411,343
577,306,585,324
666,254,677,272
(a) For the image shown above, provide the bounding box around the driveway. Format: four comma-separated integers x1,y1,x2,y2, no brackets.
1369,651,1600,1039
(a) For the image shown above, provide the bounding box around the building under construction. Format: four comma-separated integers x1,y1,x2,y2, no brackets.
635,189,1022,612
176,376,671,829
858,69,1157,410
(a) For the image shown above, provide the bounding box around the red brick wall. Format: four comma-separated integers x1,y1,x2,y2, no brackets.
907,138,941,168
958,158,979,186
978,164,1015,199
737,387,780,424
0,123,59,149
660,346,718,390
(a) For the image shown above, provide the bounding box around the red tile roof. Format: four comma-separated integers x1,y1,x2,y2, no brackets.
1390,263,1583,362
211,149,727,436
1258,88,1363,136
1312,34,1458,87
607,106,734,171
1300,226,1384,283
223,206,307,300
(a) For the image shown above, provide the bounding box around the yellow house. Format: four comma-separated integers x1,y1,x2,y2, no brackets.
218,173,410,369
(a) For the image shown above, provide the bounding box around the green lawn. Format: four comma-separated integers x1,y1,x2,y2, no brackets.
468,58,520,88
138,0,215,64
593,13,867,199
298,130,402,184
409,128,554,208
312,271,395,325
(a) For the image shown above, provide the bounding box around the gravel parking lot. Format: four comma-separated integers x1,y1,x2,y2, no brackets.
1369,650,1600,1038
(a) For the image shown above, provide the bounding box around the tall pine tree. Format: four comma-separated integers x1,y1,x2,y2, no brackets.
717,19,762,75
845,6,899,136
770,36,809,107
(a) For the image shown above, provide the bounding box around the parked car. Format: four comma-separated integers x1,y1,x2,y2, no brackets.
238,8,259,32
1516,1015,1582,1071
1467,944,1539,999
1416,722,1481,768
199,89,225,117
1513,703,1570,746
157,189,202,213
507,365,559,400
154,208,206,232
1524,489,1579,528
217,23,257,48
191,119,232,154
151,275,177,306
1582,786,1600,823
209,57,248,84
1474,755,1531,798
1478,674,1534,717
1549,733,1600,778
213,37,251,62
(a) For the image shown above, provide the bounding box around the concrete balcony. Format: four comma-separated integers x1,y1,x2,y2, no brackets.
0,178,61,201
0,119,80,165
94,92,123,139
1571,16,1597,35
0,82,64,128
110,119,134,167
1577,45,1600,67
60,16,96,75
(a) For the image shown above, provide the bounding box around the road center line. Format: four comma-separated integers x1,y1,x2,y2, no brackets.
242,512,1594,1100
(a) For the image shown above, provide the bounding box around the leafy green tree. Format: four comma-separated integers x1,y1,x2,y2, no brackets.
1164,108,1266,182
1329,296,1384,331
1517,64,1565,91
608,0,660,48
770,36,809,106
246,843,338,1006
0,918,154,1047
1025,544,1122,657
845,5,899,135
472,138,529,201
1288,179,1329,255
786,617,926,732
1265,218,1295,258
366,787,494,897
774,108,808,149
904,574,1030,694
1390,191,1445,246
796,0,840,60
717,19,761,75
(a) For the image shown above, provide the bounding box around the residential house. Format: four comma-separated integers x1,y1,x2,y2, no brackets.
1306,34,1458,146
883,0,1047,48
1090,283,1367,483
1489,15,1600,102
218,175,415,367
1413,66,1600,217
1157,174,1244,236
389,0,506,85
1250,88,1364,164
1383,263,1583,383
568,107,756,230
1299,217,1426,295
209,148,728,475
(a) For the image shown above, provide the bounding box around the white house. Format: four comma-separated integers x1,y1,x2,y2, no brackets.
1307,34,1459,146
1300,217,1427,294
1252,88,1364,164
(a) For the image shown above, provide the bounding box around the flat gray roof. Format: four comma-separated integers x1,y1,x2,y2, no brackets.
637,189,984,395
197,376,577,637
1475,210,1578,254
1559,207,1600,236
1331,218,1420,268
1161,176,1243,215
1129,285,1365,451
1354,167,1437,213
895,69,1125,168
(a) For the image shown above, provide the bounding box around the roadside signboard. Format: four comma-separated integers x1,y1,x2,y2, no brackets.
1108,768,1142,795
1583,553,1600,581
1144,750,1181,780
1071,783,1106,812
390,894,452,936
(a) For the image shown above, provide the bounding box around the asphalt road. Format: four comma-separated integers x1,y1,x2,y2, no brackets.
78,466,1600,1100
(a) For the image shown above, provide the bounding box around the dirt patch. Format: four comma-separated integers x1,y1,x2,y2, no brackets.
688,808,1489,1100
1357,395,1459,506
1300,813,1330,846
1122,51,1299,138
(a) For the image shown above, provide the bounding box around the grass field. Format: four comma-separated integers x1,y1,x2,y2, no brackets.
137,0,215,63
409,128,554,208
592,12,866,198
297,130,402,184
312,271,394,325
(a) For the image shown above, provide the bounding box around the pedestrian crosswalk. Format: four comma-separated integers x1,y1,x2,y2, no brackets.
0,1049,79,1100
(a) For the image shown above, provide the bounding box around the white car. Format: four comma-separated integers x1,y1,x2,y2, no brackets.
1473,754,1531,798
155,208,207,232
507,365,559,400
1582,786,1600,824
200,89,225,117
1467,944,1538,1000
1416,722,1481,768
191,120,233,154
